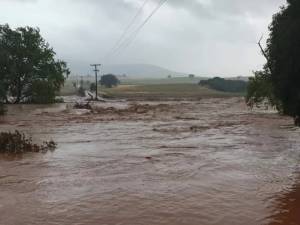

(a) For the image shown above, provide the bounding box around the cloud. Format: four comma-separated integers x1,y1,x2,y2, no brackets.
168,0,284,18
0,0,287,76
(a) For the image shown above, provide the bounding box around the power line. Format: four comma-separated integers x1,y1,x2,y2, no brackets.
111,0,151,54
108,0,168,59
111,0,167,58
105,0,151,61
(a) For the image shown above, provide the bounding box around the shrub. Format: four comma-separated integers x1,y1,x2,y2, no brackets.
0,131,57,154
200,77,248,93
27,80,57,104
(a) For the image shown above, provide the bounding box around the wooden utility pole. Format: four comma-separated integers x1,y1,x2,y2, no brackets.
90,64,101,100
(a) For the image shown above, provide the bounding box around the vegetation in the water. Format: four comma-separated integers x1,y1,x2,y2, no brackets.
74,102,92,110
0,131,57,154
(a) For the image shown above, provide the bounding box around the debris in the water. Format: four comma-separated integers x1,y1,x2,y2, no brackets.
73,102,92,110
93,103,170,115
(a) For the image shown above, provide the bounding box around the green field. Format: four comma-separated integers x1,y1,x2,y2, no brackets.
119,77,204,85
102,84,237,100
60,77,242,100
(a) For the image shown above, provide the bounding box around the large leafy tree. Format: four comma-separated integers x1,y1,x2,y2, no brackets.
246,0,300,125
0,24,70,104
100,74,120,88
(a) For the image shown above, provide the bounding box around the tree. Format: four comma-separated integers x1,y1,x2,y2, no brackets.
245,71,277,108
189,74,195,79
100,74,120,88
0,24,70,104
200,77,248,93
246,1,300,125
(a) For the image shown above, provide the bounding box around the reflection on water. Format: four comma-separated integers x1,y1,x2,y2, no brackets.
0,98,299,225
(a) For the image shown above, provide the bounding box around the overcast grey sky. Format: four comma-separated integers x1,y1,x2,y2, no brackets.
0,0,286,76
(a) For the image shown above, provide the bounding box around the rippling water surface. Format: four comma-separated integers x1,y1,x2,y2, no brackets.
0,98,299,225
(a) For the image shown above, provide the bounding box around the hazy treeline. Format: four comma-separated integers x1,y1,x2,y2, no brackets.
200,77,248,93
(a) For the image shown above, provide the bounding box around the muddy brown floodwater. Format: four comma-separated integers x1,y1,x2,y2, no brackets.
0,97,299,225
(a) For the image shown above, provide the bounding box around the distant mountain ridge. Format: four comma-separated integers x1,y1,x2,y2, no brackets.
71,63,248,80
101,64,187,78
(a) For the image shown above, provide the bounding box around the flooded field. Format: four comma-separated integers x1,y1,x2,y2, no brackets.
0,97,299,225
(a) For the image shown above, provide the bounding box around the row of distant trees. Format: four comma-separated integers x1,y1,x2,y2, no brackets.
199,77,248,93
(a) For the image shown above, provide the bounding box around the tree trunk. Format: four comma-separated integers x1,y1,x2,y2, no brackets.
14,77,22,104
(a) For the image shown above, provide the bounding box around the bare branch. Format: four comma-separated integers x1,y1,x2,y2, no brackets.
258,35,273,74
258,35,268,60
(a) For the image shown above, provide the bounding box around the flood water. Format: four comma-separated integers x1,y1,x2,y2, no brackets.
0,97,299,225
